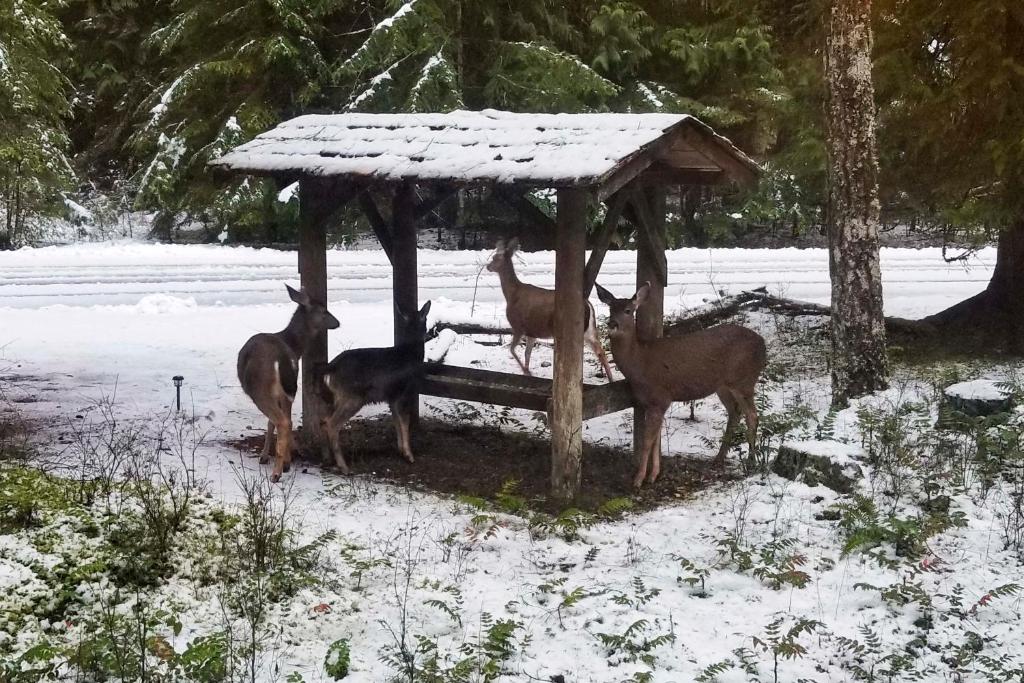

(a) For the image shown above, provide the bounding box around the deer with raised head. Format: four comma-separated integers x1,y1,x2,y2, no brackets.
237,284,340,482
317,301,433,474
596,282,767,488
486,237,614,380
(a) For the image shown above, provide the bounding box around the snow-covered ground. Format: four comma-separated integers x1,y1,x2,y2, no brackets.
2,242,1021,682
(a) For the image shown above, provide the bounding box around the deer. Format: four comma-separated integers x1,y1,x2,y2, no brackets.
317,301,433,474
595,282,767,488
237,284,340,482
486,237,614,381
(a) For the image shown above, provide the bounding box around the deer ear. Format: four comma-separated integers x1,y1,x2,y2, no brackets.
286,284,309,306
493,238,506,253
632,281,651,307
418,300,431,320
506,237,520,254
595,283,615,306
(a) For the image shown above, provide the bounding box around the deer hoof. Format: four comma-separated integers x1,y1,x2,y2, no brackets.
632,475,646,490
283,462,291,473
259,455,270,465
403,452,415,464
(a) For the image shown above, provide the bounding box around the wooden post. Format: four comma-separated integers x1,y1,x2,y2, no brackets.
298,179,332,451
551,188,588,501
633,186,667,465
392,181,420,423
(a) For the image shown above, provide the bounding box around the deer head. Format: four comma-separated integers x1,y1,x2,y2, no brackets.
395,300,434,343
286,283,340,334
595,282,650,336
485,237,520,272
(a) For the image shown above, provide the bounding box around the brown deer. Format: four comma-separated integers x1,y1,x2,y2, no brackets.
237,284,340,482
595,282,767,488
317,301,432,473
487,238,614,380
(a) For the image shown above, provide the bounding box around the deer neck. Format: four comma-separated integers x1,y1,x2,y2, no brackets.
279,307,311,357
495,260,521,301
608,325,645,379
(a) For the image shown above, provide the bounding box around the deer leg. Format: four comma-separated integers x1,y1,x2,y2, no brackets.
646,410,665,484
732,389,759,463
508,332,530,374
260,420,275,463
634,408,665,489
522,336,537,375
321,394,363,475
270,414,292,483
715,390,740,467
390,396,416,463
585,325,614,381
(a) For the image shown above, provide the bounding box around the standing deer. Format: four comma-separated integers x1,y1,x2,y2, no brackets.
487,237,614,380
237,284,340,482
595,282,767,488
317,301,432,474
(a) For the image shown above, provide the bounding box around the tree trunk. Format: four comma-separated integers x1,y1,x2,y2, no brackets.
825,0,888,406
924,217,1024,353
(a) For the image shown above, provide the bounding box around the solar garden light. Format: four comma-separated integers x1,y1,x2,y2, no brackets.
172,375,184,412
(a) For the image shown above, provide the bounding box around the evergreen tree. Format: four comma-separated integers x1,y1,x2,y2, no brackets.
875,0,1024,351
825,0,887,404
0,0,75,248
132,0,359,240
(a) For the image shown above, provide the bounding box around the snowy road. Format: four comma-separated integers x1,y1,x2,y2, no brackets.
0,242,996,316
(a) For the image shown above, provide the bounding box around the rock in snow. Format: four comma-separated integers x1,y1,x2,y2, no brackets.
943,379,1013,418
772,439,864,494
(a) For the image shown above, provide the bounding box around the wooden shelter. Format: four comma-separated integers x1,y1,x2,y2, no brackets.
211,109,759,500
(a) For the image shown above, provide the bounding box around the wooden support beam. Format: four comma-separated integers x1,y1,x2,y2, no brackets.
550,187,588,502
297,178,341,453
358,191,394,262
625,186,668,287
633,185,667,466
392,181,420,425
583,191,628,297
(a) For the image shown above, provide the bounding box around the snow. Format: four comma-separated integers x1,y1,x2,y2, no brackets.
210,109,756,186
62,195,93,222
945,378,1010,402
0,241,1020,681
276,181,298,203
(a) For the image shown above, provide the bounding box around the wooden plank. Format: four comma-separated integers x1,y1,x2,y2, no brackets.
421,364,635,419
358,190,394,262
676,125,760,186
421,365,552,412
633,185,666,465
583,191,628,297
392,181,419,424
550,188,588,502
625,186,668,287
582,380,635,421
297,178,334,452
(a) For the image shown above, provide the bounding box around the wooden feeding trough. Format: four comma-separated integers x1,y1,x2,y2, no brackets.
420,364,636,421
210,109,759,500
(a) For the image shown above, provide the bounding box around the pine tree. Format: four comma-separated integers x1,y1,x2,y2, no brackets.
132,0,359,240
825,0,888,405
875,0,1024,351
0,0,75,248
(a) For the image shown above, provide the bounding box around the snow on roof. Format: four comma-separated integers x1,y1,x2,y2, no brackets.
210,109,757,188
